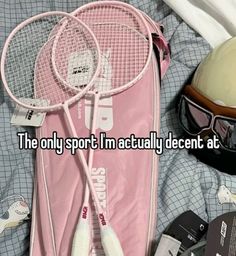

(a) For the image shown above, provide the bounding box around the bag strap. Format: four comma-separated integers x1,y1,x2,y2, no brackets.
152,32,170,79
141,11,171,79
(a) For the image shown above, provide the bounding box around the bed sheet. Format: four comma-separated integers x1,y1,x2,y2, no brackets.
0,0,236,255
156,4,236,242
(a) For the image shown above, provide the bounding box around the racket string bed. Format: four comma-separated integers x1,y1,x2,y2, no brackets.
1,12,101,111
4,16,61,101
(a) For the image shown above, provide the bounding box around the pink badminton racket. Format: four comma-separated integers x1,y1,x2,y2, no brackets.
65,2,153,255
32,15,125,255
0,10,114,254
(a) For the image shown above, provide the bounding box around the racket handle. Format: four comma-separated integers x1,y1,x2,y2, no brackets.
101,226,124,256
71,219,90,256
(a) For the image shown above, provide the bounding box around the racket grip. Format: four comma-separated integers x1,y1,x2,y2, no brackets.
101,226,124,256
71,219,90,256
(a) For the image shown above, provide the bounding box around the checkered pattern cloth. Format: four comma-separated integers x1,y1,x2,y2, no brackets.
1,1,236,255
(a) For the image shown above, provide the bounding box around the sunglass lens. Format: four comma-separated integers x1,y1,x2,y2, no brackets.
179,97,212,135
214,118,236,150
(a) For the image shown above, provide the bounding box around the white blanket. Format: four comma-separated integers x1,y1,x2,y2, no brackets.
163,0,236,48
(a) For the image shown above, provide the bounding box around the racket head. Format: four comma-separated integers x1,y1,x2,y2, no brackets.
1,11,101,112
47,1,153,96
72,1,153,97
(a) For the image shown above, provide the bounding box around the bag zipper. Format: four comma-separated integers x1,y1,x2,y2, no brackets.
146,52,160,256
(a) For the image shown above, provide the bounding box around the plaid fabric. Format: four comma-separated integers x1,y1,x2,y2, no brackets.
1,1,235,255
156,4,236,249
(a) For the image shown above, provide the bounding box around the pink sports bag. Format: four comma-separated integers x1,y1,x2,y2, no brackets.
30,4,170,256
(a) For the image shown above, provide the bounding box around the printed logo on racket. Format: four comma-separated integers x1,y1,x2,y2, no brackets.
99,213,107,226
67,49,95,88
72,65,90,75
82,206,88,219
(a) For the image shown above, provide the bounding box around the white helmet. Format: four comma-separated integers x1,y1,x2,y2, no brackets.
192,37,236,107
178,38,236,174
